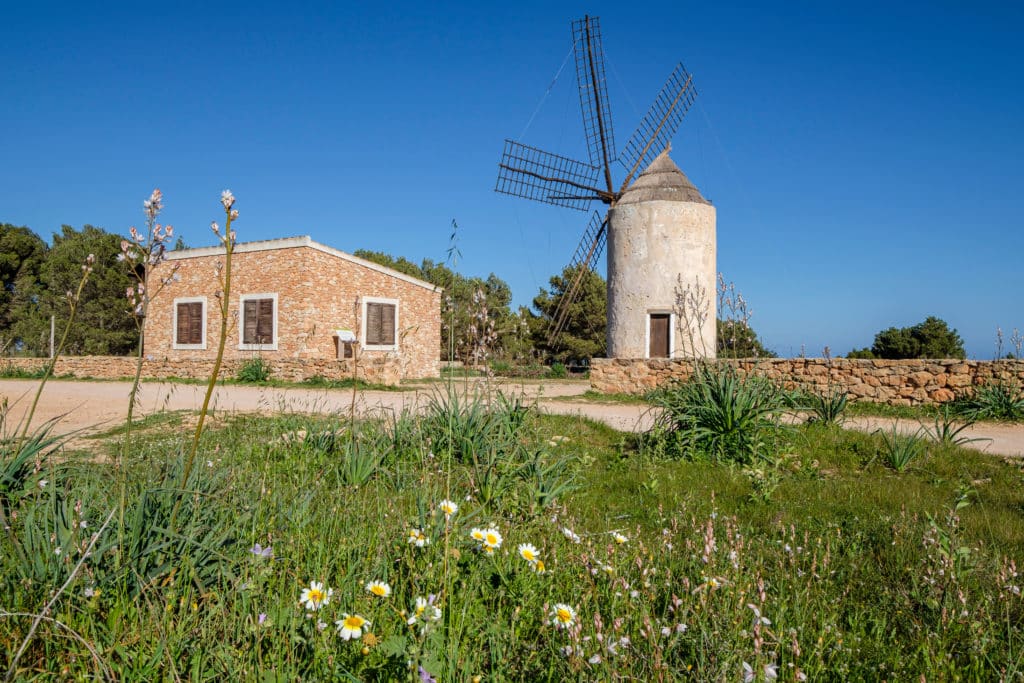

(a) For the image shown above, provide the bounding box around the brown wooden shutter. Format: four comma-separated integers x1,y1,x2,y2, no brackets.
649,314,670,358
186,303,202,344
176,303,191,344
257,299,274,343
380,304,396,345
243,300,258,344
366,303,382,345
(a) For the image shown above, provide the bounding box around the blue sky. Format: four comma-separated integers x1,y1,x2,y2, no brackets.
2,1,1021,358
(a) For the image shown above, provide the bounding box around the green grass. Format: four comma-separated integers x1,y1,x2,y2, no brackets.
846,399,942,420
549,390,651,405
2,395,1023,680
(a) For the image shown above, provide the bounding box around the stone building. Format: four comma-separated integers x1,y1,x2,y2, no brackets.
145,236,441,380
607,149,717,359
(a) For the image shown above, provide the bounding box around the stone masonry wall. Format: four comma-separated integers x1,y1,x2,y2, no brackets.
144,240,441,380
1,355,402,385
591,358,1024,406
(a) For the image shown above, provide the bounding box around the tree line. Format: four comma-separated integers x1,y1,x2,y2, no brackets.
0,221,967,363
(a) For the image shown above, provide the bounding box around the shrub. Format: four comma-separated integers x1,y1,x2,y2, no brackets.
0,363,46,379
803,387,848,426
548,362,568,379
874,424,927,472
648,364,790,464
951,381,1024,422
236,357,272,383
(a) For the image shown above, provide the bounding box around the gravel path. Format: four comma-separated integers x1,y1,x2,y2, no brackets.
2,378,1023,458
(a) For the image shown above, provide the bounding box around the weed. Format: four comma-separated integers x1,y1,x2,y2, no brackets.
924,405,987,448
649,364,790,464
802,387,848,426
873,423,927,472
951,380,1024,422
236,356,272,383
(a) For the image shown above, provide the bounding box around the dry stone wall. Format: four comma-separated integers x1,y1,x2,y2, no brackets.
591,358,1024,406
1,355,402,386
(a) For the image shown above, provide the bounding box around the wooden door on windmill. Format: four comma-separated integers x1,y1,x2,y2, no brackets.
649,314,670,358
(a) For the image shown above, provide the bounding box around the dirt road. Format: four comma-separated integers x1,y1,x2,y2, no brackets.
2,378,1023,458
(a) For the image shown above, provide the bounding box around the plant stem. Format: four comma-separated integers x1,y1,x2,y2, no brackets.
172,208,234,526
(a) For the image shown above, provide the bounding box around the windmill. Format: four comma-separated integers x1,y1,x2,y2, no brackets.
495,15,703,354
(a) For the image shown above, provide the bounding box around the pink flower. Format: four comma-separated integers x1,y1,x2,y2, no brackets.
220,190,235,209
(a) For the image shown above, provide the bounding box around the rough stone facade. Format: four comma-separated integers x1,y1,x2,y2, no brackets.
144,237,441,381
1,354,403,385
591,358,1024,406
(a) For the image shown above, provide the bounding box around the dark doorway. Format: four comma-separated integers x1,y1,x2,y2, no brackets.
649,314,670,358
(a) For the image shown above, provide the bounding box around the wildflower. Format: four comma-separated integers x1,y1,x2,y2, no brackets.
407,528,429,547
419,667,437,683
299,581,332,611
482,528,502,552
38,479,48,489
54,547,62,556
316,620,328,632
84,587,95,598
532,559,547,574
249,543,273,559
551,603,577,629
661,626,672,637
747,603,771,627
612,532,628,545
258,613,267,625
336,613,370,640
588,654,602,664
561,527,581,544
470,528,485,543
438,499,458,519
518,543,540,564
221,189,235,209
366,581,392,598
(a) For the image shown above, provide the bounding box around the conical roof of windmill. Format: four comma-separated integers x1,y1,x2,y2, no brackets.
618,146,709,206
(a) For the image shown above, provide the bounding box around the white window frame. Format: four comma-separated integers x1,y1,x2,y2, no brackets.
645,311,675,359
360,296,399,352
172,296,208,350
238,292,279,351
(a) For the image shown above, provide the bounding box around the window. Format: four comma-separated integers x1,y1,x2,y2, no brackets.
361,297,398,351
239,293,278,350
172,297,207,350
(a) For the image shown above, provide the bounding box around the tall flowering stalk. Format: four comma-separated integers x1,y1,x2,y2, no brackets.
16,254,95,446
119,189,179,460
172,190,237,525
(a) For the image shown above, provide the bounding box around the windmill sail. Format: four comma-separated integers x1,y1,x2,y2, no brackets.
495,140,602,211
572,16,616,181
618,63,697,189
546,212,607,346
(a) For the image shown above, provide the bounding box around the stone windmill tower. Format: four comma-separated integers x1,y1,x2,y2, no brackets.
496,16,716,360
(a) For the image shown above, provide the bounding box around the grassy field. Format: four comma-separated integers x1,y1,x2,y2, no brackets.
2,380,1023,682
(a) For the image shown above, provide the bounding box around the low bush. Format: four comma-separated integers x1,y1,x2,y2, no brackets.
236,356,272,383
951,380,1024,422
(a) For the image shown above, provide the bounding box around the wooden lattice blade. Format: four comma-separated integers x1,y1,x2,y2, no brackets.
618,63,697,188
547,211,607,346
496,140,602,211
572,16,617,175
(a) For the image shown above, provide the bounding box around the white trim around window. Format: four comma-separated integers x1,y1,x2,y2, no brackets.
172,296,208,350
238,292,279,351
360,296,399,352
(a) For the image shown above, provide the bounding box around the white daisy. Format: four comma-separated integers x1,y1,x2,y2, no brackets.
300,581,332,611
336,613,370,641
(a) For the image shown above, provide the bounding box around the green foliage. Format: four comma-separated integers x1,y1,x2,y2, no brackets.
548,362,568,378
354,250,520,363
924,405,985,448
803,387,849,425
648,365,791,463
40,225,137,356
236,357,272,383
873,424,927,472
951,381,1024,422
0,223,48,353
846,347,875,359
4,402,1024,679
0,363,46,379
716,319,775,358
869,316,966,359
530,264,606,364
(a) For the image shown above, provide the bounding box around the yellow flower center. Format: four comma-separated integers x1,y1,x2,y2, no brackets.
521,549,535,561
485,533,498,545
556,608,572,623
535,560,546,573
371,585,387,596
308,589,324,603
344,615,365,629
